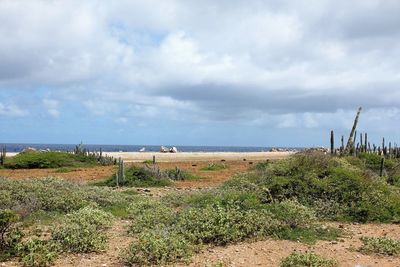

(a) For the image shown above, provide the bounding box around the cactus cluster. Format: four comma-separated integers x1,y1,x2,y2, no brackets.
73,143,116,166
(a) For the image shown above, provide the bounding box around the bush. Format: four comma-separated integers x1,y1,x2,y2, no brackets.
4,151,97,169
176,203,281,245
201,163,227,171
359,236,400,256
98,166,172,187
128,198,176,233
124,229,193,266
267,200,316,228
0,210,23,261
17,239,60,267
52,207,113,252
280,252,337,267
222,153,400,223
0,178,133,216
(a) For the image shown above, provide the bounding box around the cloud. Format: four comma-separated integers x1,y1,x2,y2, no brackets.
1,0,400,142
0,102,27,117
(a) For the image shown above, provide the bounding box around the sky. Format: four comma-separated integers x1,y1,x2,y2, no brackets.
1,0,400,147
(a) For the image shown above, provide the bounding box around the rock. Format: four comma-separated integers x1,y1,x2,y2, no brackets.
160,146,169,153
170,146,178,153
21,147,37,153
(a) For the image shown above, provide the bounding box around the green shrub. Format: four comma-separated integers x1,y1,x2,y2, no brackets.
17,239,60,267
275,225,341,245
268,200,316,228
52,207,113,252
98,166,172,187
124,228,193,266
4,151,97,169
128,198,176,233
0,178,133,216
54,167,77,173
359,236,400,256
176,203,281,245
201,163,227,171
222,153,400,223
280,252,337,267
0,210,23,261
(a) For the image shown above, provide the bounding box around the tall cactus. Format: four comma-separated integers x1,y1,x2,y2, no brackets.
330,130,334,155
345,107,362,155
0,145,6,166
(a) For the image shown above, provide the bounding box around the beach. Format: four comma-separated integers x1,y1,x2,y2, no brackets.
103,151,294,162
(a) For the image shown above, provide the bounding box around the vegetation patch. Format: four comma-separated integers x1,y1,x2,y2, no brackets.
359,236,400,256
280,252,337,267
96,165,172,187
4,151,99,169
17,239,60,267
0,177,134,217
124,228,193,266
201,163,228,171
222,153,400,223
0,209,23,261
52,207,114,253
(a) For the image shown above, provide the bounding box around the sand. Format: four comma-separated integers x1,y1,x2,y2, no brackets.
104,151,294,162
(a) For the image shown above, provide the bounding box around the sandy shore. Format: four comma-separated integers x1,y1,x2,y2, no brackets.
5,151,294,162
103,151,294,162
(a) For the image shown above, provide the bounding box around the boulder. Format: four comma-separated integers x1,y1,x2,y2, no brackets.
21,147,37,153
160,146,169,153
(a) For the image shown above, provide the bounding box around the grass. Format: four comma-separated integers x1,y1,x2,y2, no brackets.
54,167,78,173
280,252,337,267
200,163,228,171
359,236,400,256
4,151,98,169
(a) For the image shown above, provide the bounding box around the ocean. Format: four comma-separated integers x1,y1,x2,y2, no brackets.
0,143,299,153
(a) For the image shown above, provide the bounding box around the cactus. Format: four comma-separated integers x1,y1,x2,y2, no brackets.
330,130,334,155
0,145,6,166
380,157,385,177
345,107,362,155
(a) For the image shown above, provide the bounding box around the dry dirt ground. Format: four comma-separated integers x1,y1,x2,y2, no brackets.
1,160,400,267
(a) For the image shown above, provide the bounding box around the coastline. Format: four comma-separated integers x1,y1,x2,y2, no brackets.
103,151,294,162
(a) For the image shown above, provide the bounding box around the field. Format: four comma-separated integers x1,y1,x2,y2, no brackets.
1,151,400,266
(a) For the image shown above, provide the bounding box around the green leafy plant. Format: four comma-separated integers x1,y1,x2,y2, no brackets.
0,177,134,216
0,209,23,261
124,228,193,266
17,239,60,267
51,207,113,253
280,252,337,267
359,236,400,256
97,166,172,187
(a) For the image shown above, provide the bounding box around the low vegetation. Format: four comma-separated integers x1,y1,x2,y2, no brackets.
223,153,400,223
0,177,134,217
4,151,98,169
201,162,227,171
52,207,114,253
359,236,400,256
280,252,337,267
1,152,400,266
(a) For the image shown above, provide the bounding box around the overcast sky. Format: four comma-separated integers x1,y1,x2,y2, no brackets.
1,0,400,147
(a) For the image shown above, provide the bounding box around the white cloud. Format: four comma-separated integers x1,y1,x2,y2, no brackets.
0,102,27,117
1,0,400,130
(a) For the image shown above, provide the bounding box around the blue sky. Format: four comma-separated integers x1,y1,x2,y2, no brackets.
1,0,400,147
